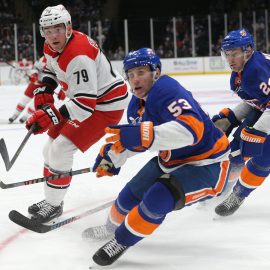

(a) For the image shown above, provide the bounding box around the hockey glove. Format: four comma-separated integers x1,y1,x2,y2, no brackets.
26,104,63,135
105,121,154,154
212,108,241,136
240,127,267,158
29,73,38,83
33,85,54,110
93,144,121,178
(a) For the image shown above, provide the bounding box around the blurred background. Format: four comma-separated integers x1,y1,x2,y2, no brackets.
1,0,270,62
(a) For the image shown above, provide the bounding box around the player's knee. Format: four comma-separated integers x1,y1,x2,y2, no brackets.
247,158,270,176
142,180,179,217
49,136,77,171
42,138,53,164
157,174,185,210
118,184,140,213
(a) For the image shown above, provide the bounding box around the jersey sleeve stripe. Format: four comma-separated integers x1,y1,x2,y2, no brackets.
74,93,97,98
177,114,204,144
98,80,126,98
97,92,129,105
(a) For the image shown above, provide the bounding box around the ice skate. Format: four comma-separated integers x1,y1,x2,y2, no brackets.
82,224,114,241
19,114,28,123
28,199,47,215
92,237,128,266
215,191,245,216
8,113,20,123
30,201,64,223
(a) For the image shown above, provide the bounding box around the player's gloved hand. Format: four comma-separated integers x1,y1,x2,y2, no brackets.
212,108,241,136
93,143,121,178
105,121,154,154
29,73,38,83
57,89,66,101
240,126,267,158
26,104,63,135
33,85,54,110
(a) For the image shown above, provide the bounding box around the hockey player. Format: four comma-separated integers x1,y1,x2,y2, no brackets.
8,56,66,123
82,48,231,266
25,5,129,223
213,29,270,217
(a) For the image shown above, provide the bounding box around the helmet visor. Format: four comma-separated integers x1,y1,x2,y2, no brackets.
221,48,245,61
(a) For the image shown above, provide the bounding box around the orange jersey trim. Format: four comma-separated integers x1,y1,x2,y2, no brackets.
161,134,229,166
177,115,204,144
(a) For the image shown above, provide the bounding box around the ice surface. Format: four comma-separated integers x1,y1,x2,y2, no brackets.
0,74,269,270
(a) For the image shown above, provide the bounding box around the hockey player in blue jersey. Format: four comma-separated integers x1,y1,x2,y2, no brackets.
84,48,231,266
212,29,270,217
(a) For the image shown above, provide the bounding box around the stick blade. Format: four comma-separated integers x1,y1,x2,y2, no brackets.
9,210,47,233
0,181,8,189
0,138,11,170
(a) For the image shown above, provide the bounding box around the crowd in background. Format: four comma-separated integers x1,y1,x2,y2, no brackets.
0,0,269,62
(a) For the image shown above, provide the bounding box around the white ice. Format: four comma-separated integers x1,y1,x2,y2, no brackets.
0,74,269,270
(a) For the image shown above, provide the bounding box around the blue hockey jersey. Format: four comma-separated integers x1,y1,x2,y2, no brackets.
127,75,230,172
230,51,270,111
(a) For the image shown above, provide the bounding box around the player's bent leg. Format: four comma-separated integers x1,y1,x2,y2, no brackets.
9,95,32,123
93,180,184,266
29,136,77,223
82,183,141,241
215,156,270,217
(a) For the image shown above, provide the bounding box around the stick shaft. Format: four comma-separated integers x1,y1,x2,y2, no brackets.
0,167,92,189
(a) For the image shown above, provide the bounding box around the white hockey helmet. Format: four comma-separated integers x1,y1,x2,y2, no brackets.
39,4,71,37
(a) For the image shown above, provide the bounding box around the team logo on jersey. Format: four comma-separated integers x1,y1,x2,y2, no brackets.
240,29,247,37
67,120,79,128
159,150,171,162
129,116,142,124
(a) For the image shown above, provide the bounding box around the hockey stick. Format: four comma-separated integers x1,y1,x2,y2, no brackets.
5,61,31,79
0,124,36,171
0,167,93,189
229,149,241,158
9,200,114,233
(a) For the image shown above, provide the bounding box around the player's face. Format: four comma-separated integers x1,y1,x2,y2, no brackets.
43,24,70,52
222,48,245,72
127,66,157,99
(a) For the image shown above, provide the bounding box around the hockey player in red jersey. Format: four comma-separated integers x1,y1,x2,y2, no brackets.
25,5,129,223
9,56,44,123
8,56,66,123
82,48,231,266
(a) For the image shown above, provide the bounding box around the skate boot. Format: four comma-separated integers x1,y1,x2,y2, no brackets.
215,191,245,216
93,237,128,266
31,201,64,223
8,113,20,123
19,114,28,123
28,199,47,215
82,224,114,241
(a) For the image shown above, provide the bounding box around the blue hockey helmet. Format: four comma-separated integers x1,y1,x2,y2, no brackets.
221,29,254,52
123,48,161,73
